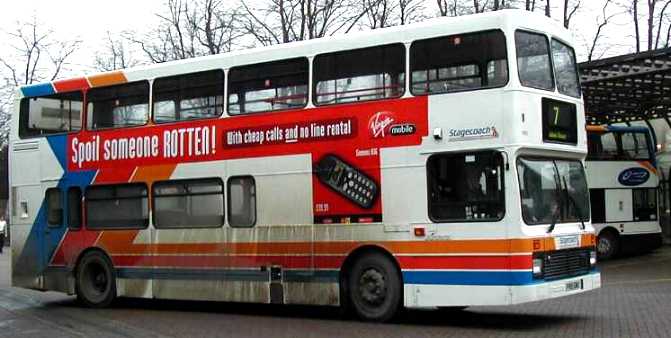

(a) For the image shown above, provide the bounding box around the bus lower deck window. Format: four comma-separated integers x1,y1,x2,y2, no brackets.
427,151,505,222
153,178,225,228
85,183,149,229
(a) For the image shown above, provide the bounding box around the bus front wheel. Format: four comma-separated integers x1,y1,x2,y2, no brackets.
597,230,620,260
75,251,117,308
348,252,402,322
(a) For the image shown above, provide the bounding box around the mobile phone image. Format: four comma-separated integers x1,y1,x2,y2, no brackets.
314,155,378,209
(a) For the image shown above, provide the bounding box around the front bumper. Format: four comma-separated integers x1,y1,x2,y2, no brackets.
404,272,601,308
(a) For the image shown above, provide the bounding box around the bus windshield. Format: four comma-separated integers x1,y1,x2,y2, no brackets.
517,158,590,225
515,31,580,97
587,131,652,161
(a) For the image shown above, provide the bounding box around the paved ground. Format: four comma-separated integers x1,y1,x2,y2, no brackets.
1,245,671,338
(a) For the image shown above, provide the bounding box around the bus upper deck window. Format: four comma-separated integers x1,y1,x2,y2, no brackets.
551,39,580,98
153,70,224,123
515,31,554,91
228,58,308,115
410,30,508,95
19,91,83,138
87,81,149,130
313,44,405,105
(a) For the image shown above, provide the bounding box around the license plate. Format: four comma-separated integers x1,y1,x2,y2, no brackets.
555,235,580,249
565,280,582,291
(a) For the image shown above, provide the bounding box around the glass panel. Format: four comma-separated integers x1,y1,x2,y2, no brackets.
87,81,149,130
517,158,590,225
85,184,148,229
19,92,83,138
621,132,651,160
228,177,256,227
411,30,508,95
551,39,580,97
516,31,553,90
153,70,224,123
228,58,308,114
314,44,405,105
153,179,224,228
633,188,657,221
587,132,619,160
427,152,505,222
46,188,62,227
67,187,82,229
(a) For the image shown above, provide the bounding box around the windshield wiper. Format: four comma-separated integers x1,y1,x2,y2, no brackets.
547,204,560,234
547,176,563,234
562,176,586,230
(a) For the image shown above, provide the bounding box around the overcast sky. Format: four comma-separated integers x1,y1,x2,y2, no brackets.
0,0,643,79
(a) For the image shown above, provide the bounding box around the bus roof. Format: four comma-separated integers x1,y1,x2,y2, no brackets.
19,9,572,98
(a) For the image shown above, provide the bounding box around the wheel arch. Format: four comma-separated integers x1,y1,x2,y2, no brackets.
338,244,403,305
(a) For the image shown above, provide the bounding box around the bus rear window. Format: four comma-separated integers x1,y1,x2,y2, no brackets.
411,30,508,95
153,70,224,123
19,91,82,138
87,81,149,130
515,31,554,91
314,44,405,105
228,58,308,114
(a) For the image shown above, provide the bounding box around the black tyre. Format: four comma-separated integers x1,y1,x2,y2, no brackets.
597,230,619,260
76,251,116,308
348,252,402,322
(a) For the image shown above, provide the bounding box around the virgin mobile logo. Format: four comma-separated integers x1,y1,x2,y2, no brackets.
369,111,395,138
618,167,650,186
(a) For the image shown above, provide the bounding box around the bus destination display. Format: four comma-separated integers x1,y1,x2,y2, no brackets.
542,98,577,144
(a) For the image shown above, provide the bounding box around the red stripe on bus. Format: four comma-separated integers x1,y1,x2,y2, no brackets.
53,77,90,92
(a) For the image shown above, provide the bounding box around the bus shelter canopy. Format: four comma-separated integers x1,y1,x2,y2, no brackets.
580,47,671,125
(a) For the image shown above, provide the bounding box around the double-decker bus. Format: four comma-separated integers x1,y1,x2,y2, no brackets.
9,10,599,322
586,125,663,259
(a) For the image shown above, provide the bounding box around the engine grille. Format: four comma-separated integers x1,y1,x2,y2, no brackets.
543,248,591,281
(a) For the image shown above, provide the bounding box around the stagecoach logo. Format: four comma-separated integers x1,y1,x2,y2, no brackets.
447,126,499,142
618,167,650,186
368,111,416,138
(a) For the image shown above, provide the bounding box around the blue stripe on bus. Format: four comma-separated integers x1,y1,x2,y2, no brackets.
21,83,55,97
402,270,535,286
116,268,340,283
13,135,97,279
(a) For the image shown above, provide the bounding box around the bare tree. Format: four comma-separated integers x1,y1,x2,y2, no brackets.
94,32,142,72
588,0,615,61
0,17,81,146
654,1,671,48
398,0,426,25
241,0,378,46
563,0,581,28
436,0,469,16
128,0,242,63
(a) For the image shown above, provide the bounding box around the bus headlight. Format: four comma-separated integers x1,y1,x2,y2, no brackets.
590,250,597,266
532,257,543,278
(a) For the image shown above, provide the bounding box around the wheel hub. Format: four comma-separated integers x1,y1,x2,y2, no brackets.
359,268,387,305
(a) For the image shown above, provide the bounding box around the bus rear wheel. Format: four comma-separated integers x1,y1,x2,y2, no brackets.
597,230,619,260
76,251,116,308
348,252,402,322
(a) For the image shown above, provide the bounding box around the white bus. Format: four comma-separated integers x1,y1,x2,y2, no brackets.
586,125,663,259
10,10,599,322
